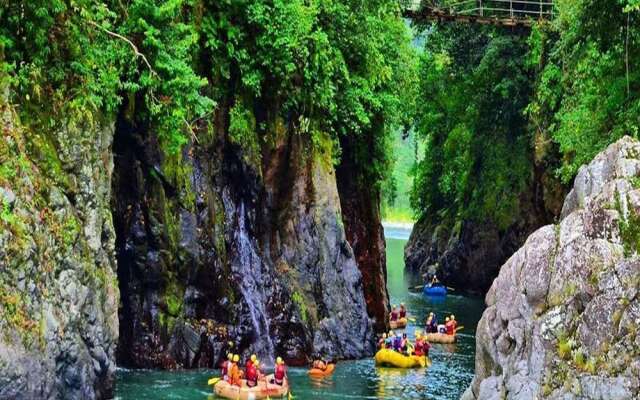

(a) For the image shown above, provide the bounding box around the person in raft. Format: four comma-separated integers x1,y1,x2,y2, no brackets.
245,357,259,387
273,357,287,386
426,312,438,333
393,332,403,352
399,303,407,319
450,314,458,331
378,333,388,349
400,333,410,354
413,332,431,357
230,354,243,387
312,359,328,371
445,316,456,335
221,353,233,382
246,354,257,371
390,305,399,322
385,331,394,349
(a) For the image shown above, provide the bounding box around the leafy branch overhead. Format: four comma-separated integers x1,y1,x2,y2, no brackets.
0,0,415,190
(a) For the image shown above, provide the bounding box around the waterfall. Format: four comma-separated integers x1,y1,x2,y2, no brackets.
233,202,276,364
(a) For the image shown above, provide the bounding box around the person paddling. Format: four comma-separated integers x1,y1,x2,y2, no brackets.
399,303,407,319
273,356,287,386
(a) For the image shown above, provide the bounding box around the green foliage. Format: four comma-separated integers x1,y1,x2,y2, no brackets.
0,0,213,154
291,291,308,324
617,195,640,256
411,25,532,228
0,198,14,225
528,0,640,182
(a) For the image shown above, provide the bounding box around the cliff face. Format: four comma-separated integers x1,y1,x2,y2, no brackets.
112,111,376,370
404,160,564,294
0,99,119,398
463,136,640,400
336,134,389,333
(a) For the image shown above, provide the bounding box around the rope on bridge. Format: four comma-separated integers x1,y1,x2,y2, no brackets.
402,0,555,27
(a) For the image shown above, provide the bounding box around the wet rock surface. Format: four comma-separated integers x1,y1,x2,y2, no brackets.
463,137,640,400
0,100,119,399
112,112,376,370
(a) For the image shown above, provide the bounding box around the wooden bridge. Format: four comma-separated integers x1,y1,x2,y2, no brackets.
401,0,555,27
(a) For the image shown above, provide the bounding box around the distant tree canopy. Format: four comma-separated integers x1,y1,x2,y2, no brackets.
411,25,533,228
411,0,640,228
0,0,416,192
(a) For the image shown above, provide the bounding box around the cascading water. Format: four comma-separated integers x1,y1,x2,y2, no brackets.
232,201,276,364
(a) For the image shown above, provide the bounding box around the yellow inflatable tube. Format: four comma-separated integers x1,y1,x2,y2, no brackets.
374,349,430,369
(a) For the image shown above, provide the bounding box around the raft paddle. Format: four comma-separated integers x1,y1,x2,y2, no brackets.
455,326,464,332
207,377,221,385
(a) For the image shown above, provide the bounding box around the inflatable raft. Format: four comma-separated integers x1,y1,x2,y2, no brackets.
308,363,335,378
423,284,447,296
213,374,289,400
425,333,456,344
389,317,407,329
374,349,430,369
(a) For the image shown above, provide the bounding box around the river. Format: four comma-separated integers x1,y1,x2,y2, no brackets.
115,226,485,400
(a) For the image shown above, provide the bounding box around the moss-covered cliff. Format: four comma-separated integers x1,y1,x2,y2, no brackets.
0,85,118,399
0,1,413,398
112,106,376,368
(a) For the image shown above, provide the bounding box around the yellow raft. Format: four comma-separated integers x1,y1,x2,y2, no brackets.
389,317,407,329
213,374,289,400
374,349,430,369
425,333,456,344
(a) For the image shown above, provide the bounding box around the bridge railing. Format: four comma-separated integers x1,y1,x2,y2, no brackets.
401,0,555,21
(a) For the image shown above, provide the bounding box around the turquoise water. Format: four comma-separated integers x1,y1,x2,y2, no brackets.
115,230,485,400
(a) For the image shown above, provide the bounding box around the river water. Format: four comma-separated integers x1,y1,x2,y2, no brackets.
115,226,485,400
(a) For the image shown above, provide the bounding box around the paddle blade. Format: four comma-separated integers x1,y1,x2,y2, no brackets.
207,377,220,385
408,317,416,322
456,326,464,332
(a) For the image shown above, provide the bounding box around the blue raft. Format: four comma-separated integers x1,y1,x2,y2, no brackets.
423,284,447,296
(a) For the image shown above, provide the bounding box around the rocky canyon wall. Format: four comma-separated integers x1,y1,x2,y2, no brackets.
463,137,640,400
404,156,565,294
112,106,377,370
0,93,119,399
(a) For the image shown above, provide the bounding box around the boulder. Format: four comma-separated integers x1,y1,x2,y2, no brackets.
465,136,640,400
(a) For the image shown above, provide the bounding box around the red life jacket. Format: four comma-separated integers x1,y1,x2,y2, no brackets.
390,310,398,321
399,308,406,318
414,341,424,356
246,363,257,383
446,321,455,335
245,360,254,370
423,341,431,355
275,364,286,381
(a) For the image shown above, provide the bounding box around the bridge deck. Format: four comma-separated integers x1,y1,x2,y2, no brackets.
402,0,554,27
